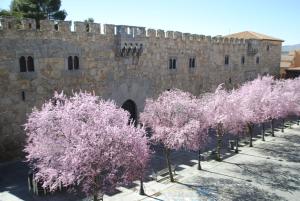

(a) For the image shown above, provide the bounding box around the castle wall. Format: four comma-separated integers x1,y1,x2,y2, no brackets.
0,18,281,160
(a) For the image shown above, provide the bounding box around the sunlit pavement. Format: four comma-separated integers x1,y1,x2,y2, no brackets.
107,124,300,201
1,124,300,201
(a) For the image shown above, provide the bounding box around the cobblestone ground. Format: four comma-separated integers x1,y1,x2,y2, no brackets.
1,122,300,201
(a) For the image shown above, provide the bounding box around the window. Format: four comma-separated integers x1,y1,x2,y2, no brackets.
68,56,80,70
86,24,90,32
74,56,79,69
28,23,32,29
267,45,270,51
189,57,196,68
54,23,59,31
225,55,229,65
68,56,73,70
27,56,34,72
169,58,176,69
19,56,26,72
21,91,25,101
172,59,176,69
19,56,34,72
256,56,260,64
241,56,245,65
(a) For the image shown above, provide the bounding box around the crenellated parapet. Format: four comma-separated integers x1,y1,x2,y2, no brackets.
0,16,263,48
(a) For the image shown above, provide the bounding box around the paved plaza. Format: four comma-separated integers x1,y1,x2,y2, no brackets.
1,123,300,201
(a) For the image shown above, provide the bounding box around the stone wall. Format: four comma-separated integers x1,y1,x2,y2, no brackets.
0,17,282,160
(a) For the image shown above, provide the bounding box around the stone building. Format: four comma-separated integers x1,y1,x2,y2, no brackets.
0,17,282,160
280,50,300,78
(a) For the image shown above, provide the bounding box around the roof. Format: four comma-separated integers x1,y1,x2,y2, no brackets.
224,31,284,42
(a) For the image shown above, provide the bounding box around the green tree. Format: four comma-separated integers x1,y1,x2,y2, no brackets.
84,18,94,23
1,0,67,28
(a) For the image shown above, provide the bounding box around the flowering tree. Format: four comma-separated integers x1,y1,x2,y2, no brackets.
201,85,242,161
277,78,300,129
236,76,276,144
24,92,150,201
140,89,208,181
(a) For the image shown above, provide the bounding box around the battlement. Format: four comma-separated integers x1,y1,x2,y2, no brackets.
0,16,258,46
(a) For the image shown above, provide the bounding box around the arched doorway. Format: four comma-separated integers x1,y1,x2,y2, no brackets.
121,99,137,126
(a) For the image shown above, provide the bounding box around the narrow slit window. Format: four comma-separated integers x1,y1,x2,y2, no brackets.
256,56,260,64
241,56,245,64
22,91,25,101
225,55,229,65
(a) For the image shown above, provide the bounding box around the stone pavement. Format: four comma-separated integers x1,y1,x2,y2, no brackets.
1,123,299,201
105,124,300,201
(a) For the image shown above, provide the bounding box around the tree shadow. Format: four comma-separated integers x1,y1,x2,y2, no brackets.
254,136,300,163
176,176,286,201
234,161,300,193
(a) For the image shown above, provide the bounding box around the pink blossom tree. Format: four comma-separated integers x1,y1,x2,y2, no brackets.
236,76,276,144
201,85,243,161
277,78,300,129
140,89,208,181
24,92,150,201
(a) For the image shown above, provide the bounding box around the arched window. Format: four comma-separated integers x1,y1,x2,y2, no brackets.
68,56,73,70
74,56,79,70
19,56,26,72
27,56,34,72
256,56,260,64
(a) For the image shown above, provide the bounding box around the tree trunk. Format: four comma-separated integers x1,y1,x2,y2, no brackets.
216,124,222,161
235,137,239,153
139,177,145,195
281,119,285,132
271,119,275,137
261,123,265,141
289,120,292,129
164,148,174,182
297,117,299,125
198,149,202,170
248,123,253,147
93,176,99,201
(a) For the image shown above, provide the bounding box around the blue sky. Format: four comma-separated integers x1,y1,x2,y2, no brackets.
1,0,299,45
